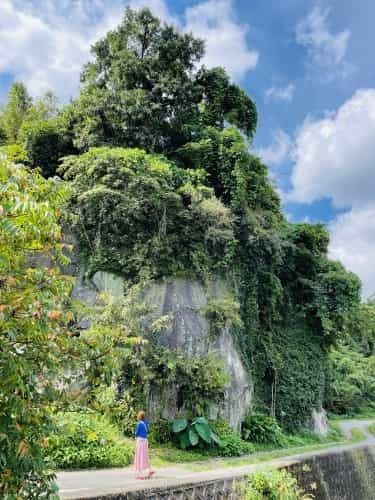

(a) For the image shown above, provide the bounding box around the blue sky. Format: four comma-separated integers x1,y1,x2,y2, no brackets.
1,0,375,296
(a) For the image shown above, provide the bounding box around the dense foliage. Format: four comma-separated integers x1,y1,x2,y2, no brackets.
46,413,133,470
241,414,284,446
245,470,310,500
212,420,255,457
69,8,257,155
0,84,75,177
55,7,361,430
0,160,72,498
172,417,220,450
119,343,228,418
60,147,235,281
326,300,375,414
0,161,146,496
0,10,369,495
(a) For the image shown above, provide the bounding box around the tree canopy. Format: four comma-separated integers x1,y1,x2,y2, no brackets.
69,8,257,156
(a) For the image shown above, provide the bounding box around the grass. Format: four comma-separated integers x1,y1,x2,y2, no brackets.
185,440,348,472
329,409,375,421
348,427,366,443
151,424,346,468
368,423,375,436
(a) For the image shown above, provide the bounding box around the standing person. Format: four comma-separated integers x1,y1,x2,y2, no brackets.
134,410,155,479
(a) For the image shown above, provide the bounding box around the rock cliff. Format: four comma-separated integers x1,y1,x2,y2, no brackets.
70,266,252,430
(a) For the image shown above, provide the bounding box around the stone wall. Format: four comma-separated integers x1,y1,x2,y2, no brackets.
81,478,246,500
287,445,375,500
70,445,375,500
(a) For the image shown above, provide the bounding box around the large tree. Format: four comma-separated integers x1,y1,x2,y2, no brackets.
0,160,141,497
69,8,257,156
1,83,32,143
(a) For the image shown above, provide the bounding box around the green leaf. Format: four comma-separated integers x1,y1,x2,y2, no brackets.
188,428,199,447
192,416,209,425
210,431,221,446
172,418,188,433
193,421,212,444
179,430,190,450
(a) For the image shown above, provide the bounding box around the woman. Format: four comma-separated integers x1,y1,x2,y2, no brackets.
134,410,155,479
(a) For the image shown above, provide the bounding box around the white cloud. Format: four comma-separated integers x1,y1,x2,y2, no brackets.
184,0,259,81
0,0,125,100
257,129,292,167
296,6,351,80
265,83,295,102
289,89,375,208
329,207,375,298
0,0,258,101
288,88,375,297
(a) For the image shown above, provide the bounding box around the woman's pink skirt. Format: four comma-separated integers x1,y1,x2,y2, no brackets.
134,437,150,474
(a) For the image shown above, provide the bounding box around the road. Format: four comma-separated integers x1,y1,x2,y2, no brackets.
57,419,375,499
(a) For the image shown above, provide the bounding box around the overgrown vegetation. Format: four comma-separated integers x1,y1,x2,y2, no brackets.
119,343,228,418
245,469,311,500
45,413,133,470
60,147,235,280
203,296,242,338
326,300,375,415
241,414,285,446
172,417,220,450
0,6,373,495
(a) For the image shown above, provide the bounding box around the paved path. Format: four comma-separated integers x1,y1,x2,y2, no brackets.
57,419,375,499
338,418,375,441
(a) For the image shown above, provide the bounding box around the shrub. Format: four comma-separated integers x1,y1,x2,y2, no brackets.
19,118,74,177
60,147,235,281
212,420,254,457
241,414,285,446
148,419,174,445
0,143,28,163
46,413,133,470
203,296,242,338
172,417,220,450
245,469,310,500
92,386,138,438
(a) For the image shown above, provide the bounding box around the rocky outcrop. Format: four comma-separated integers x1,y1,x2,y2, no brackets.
69,267,252,430
141,279,253,430
310,407,329,436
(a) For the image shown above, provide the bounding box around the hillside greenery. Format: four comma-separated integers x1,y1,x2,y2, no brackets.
0,6,372,495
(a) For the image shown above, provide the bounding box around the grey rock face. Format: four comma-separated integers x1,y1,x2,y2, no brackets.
310,407,329,436
63,239,252,430
142,279,253,430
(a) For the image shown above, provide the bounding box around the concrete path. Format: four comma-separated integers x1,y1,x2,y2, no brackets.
338,418,375,441
57,419,375,499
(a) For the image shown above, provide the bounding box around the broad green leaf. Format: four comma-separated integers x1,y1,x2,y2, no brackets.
172,418,188,433
179,430,190,450
188,428,199,447
193,421,211,444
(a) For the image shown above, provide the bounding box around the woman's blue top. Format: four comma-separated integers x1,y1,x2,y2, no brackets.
135,420,149,438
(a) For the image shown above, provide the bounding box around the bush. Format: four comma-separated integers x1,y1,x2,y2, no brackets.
245,470,309,500
241,414,285,446
212,420,254,457
60,147,235,281
92,387,138,438
19,118,73,177
0,143,28,163
328,342,375,415
148,419,174,445
172,417,220,450
46,413,133,470
203,296,242,338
